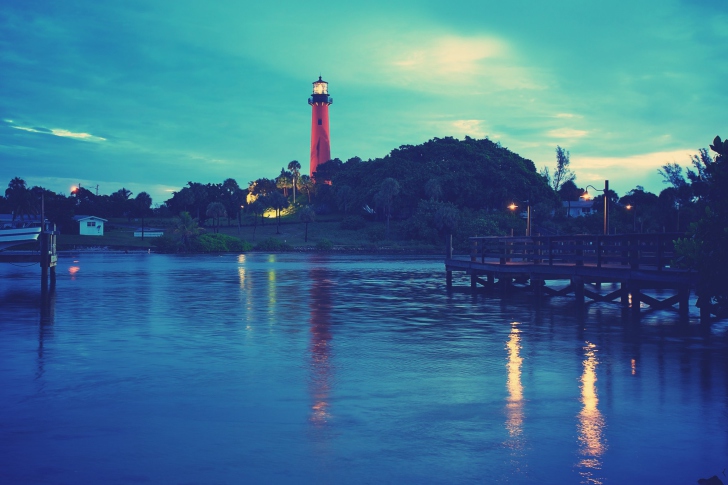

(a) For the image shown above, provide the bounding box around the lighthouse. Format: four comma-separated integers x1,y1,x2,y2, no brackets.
308,76,333,179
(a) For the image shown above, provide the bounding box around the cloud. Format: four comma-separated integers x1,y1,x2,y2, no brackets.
547,128,589,139
450,120,488,139
570,148,697,195
378,34,542,93
7,120,106,142
50,129,106,142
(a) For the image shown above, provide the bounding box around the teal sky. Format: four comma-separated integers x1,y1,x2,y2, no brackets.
1,0,726,204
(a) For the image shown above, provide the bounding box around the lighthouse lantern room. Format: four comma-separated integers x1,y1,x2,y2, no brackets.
308,76,333,179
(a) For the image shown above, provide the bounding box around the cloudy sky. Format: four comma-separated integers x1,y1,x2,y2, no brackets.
1,0,725,205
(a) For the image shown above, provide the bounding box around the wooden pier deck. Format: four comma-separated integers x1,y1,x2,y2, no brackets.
445,233,702,320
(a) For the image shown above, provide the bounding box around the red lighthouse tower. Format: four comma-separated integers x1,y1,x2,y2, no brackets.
308,76,333,179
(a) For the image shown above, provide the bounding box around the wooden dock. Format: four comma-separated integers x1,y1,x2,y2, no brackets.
445,233,703,321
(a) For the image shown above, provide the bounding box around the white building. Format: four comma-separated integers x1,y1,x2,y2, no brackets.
562,200,595,217
73,215,107,236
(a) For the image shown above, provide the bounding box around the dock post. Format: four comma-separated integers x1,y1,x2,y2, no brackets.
573,277,584,306
39,229,48,290
678,285,689,320
470,272,477,290
530,275,543,301
621,281,630,308
446,234,453,288
631,281,641,314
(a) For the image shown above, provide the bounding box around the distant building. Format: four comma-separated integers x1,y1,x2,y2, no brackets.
134,229,164,238
73,215,107,236
562,200,595,217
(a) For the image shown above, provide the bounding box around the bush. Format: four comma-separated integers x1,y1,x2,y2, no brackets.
152,233,182,253
316,238,334,251
340,215,366,230
367,226,386,242
190,233,252,253
255,237,292,252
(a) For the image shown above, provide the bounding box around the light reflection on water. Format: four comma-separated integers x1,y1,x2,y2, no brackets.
0,252,726,484
577,342,606,484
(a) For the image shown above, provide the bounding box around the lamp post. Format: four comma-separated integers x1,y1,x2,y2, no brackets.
581,180,609,235
625,204,637,232
508,199,531,236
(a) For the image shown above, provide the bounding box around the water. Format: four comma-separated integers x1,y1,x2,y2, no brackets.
1,252,726,484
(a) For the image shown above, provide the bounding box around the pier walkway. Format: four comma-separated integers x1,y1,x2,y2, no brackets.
445,233,702,320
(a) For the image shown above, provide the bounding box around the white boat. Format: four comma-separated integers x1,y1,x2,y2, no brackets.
0,216,43,251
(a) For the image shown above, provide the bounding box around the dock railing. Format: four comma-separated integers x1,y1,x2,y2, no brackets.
468,233,685,271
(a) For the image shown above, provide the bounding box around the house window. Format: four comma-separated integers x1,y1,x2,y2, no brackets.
87,221,96,227
318,119,322,125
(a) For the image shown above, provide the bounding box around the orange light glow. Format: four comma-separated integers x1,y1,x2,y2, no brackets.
70,186,78,194
581,192,592,200
625,204,633,210
631,358,636,376
68,266,80,280
508,203,518,211
576,341,606,484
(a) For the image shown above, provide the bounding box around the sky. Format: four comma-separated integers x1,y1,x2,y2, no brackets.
1,0,726,205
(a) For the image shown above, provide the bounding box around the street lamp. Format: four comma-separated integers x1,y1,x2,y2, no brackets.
508,199,531,236
625,204,637,232
581,180,609,235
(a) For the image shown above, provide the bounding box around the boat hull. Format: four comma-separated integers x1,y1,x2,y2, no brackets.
0,227,42,250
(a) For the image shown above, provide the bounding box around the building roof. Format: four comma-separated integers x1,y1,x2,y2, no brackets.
73,215,108,222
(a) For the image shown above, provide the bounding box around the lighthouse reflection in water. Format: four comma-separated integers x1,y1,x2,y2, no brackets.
0,253,726,484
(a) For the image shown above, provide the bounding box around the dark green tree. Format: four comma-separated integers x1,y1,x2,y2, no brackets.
268,191,289,234
288,160,301,204
135,192,153,239
675,136,728,317
5,177,37,221
375,177,400,240
206,201,227,234
299,206,316,242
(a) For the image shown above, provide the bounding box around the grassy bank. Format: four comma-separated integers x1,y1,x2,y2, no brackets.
54,214,444,253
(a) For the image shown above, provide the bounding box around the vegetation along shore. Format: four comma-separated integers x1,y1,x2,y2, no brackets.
3,135,727,315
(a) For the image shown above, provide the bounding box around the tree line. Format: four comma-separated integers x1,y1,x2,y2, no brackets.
2,134,726,315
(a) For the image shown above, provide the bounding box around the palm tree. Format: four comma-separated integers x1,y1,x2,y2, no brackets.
249,200,264,240
174,211,202,251
268,192,289,234
206,201,227,234
5,177,37,221
276,169,292,197
288,160,301,204
299,175,315,203
222,178,241,226
135,192,153,239
299,206,316,242
376,177,400,239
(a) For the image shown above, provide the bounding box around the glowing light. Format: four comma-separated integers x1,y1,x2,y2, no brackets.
508,203,518,211
505,322,524,442
581,192,592,200
625,204,633,210
69,266,80,280
576,341,606,484
71,186,78,194
631,358,636,376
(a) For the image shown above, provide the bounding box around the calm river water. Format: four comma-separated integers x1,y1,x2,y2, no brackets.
1,252,727,484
